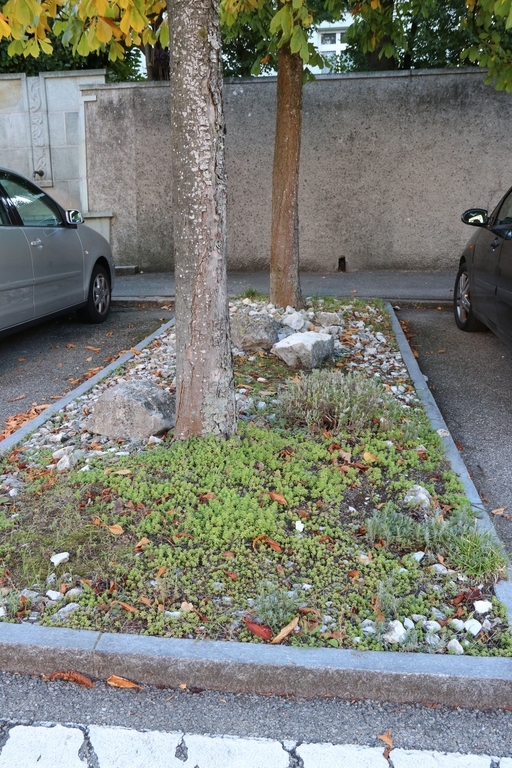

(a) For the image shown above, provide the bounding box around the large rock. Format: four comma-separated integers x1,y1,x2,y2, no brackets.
271,332,334,369
87,380,175,439
230,311,278,350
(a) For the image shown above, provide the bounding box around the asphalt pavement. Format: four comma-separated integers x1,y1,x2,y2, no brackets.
113,269,455,303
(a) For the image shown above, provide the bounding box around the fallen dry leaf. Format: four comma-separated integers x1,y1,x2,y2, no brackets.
108,524,124,535
106,674,141,690
44,671,94,688
0,403,51,441
363,451,377,463
130,347,142,356
134,537,150,552
113,469,132,476
271,615,299,644
378,730,393,748
137,596,152,606
252,535,283,553
181,601,194,612
7,394,26,403
85,346,101,352
268,491,288,506
111,601,137,613
244,616,272,641
491,507,506,516
156,566,167,578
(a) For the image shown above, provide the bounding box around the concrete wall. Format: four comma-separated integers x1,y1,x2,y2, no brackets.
82,81,173,271
82,68,512,272
0,71,106,211
225,69,512,272
3,68,512,271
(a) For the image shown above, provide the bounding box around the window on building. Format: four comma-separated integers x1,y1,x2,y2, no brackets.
320,33,336,45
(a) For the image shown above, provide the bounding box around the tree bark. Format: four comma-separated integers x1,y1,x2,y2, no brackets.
168,0,236,439
270,43,304,309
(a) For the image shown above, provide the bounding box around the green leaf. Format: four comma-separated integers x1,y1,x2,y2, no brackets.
289,24,303,54
76,33,90,56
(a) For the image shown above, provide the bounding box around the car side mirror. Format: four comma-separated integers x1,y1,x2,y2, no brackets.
461,208,488,226
65,209,83,226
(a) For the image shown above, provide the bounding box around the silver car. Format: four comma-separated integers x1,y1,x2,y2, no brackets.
0,167,115,335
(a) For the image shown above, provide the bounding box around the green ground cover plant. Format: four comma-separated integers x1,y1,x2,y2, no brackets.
0,299,510,655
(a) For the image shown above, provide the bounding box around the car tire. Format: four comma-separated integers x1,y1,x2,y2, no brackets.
454,263,486,332
80,264,111,323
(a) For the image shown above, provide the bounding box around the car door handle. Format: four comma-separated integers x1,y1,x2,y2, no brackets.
30,239,43,248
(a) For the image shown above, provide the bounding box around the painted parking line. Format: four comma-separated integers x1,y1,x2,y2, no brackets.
0,724,508,768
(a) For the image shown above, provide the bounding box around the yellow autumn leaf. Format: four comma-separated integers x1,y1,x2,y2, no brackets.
0,14,12,36
363,451,377,463
96,15,112,41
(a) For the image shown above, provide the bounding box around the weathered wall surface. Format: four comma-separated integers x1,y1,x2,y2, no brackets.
224,69,512,271
83,69,512,272
3,69,512,271
82,82,173,271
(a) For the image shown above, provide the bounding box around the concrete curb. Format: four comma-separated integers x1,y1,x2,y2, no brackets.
1,622,512,708
1,304,512,707
0,318,176,457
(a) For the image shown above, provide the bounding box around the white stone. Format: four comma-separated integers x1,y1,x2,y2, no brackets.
383,620,407,644
50,552,69,566
403,485,432,511
473,600,492,614
423,620,442,633
297,743,388,767
431,564,448,575
295,520,305,532
52,602,80,621
315,311,342,327
412,551,425,562
281,311,305,331
52,446,73,460
403,617,415,630
230,311,278,350
464,619,482,636
447,638,464,655
87,380,175,440
391,748,492,767
0,724,84,768
271,332,334,370
56,453,77,472
45,590,63,601
450,619,465,632
0,607,6,617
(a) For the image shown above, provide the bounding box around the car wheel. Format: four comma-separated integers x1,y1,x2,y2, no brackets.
454,263,486,332
80,264,111,323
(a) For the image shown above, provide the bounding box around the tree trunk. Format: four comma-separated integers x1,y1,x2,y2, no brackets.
168,0,236,439
270,43,304,309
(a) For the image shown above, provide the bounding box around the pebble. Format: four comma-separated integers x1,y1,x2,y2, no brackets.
464,618,483,636
2,302,417,480
382,620,407,644
423,620,442,633
474,599,492,614
447,638,464,655
50,552,70,567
